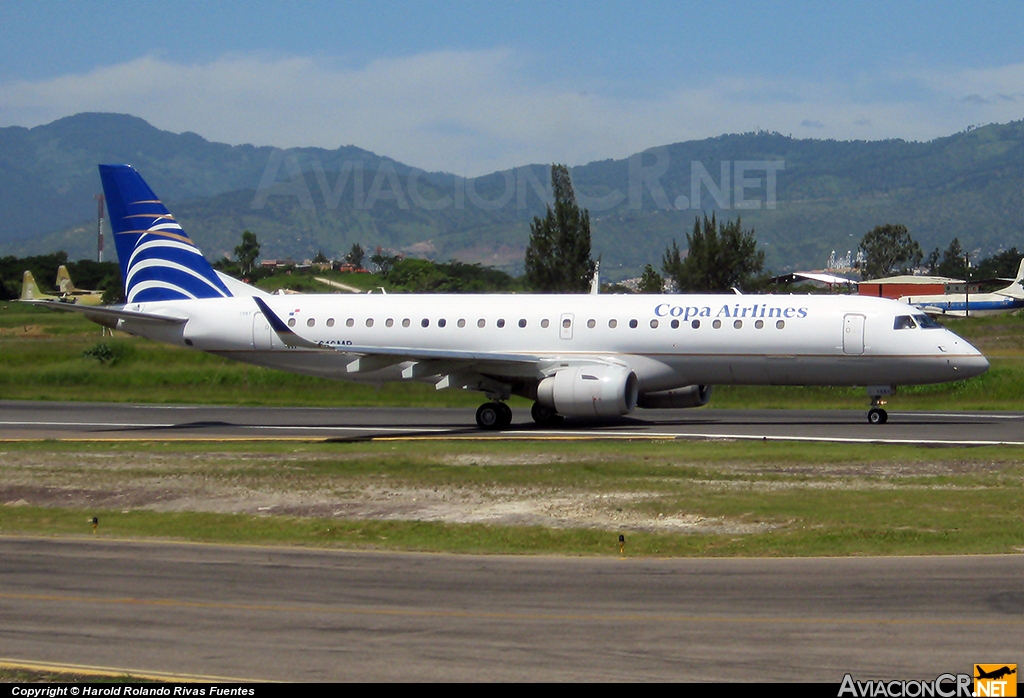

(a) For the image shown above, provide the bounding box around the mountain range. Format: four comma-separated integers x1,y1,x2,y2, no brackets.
3,112,1024,277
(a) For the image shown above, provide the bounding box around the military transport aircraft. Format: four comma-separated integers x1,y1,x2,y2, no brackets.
24,165,990,428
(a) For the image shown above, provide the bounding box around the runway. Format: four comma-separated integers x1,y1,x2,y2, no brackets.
2,400,1023,444
0,537,1020,681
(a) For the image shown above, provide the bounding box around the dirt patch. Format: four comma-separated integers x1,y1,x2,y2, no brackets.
0,324,48,337
0,450,777,534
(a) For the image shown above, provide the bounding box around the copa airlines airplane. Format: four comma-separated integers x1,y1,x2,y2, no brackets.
29,165,990,428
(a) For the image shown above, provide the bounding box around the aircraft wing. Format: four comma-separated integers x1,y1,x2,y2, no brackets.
20,299,188,325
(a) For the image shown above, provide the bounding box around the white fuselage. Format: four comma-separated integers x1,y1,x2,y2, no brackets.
111,292,988,395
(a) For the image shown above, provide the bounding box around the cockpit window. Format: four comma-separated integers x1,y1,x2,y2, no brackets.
893,315,917,330
913,314,943,329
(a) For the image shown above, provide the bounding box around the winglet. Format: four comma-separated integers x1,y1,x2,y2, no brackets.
252,297,323,349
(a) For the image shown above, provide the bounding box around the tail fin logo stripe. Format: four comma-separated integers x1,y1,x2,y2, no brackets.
125,259,229,296
128,280,199,302
127,239,205,270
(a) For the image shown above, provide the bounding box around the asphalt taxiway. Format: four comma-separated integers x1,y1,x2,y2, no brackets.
1,537,1020,682
1,400,1023,444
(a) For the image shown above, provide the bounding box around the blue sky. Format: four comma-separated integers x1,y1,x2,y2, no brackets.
2,0,1023,174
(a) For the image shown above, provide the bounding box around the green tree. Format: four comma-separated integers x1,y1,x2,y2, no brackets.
858,224,922,280
345,243,365,268
637,264,664,293
936,238,968,279
312,250,329,264
661,214,764,292
370,247,402,277
234,230,261,276
524,164,595,292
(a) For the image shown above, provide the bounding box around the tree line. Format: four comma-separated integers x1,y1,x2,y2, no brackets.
7,164,1019,300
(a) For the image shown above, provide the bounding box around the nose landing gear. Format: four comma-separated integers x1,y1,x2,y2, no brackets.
867,403,888,424
476,401,512,430
865,385,895,425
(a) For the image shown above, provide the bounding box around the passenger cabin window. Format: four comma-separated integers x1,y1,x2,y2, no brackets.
608,319,617,328
650,319,659,328
712,319,722,329
307,318,315,327
587,319,596,329
438,319,447,328
497,319,506,328
421,318,430,328
477,319,486,328
346,318,354,327
365,318,374,327
629,319,638,329
691,320,700,329
385,318,394,327
754,319,764,329
326,318,335,327
402,318,411,328
776,320,785,329
287,318,296,327
670,319,679,329
458,319,466,328
562,318,571,328
541,319,550,328
733,320,742,329
894,315,917,330
518,319,527,328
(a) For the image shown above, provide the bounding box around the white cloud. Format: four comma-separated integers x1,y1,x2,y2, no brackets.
1,51,1022,175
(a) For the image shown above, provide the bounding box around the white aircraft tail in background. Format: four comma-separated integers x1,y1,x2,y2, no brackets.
901,258,1024,317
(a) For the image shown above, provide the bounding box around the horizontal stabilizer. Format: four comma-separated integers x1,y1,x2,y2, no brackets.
21,299,187,325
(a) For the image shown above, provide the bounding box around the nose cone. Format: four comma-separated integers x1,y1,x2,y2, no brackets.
946,331,989,379
955,352,989,379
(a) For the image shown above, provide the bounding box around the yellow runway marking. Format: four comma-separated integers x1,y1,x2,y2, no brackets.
0,657,263,682
2,591,1019,628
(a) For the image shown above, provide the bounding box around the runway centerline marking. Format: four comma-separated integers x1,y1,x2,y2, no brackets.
2,591,1019,628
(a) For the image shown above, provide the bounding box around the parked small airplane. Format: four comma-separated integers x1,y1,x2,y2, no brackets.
20,268,103,305
55,265,104,305
20,270,61,302
25,165,990,427
900,259,1024,317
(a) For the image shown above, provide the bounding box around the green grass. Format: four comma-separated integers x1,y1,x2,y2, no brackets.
2,440,1022,557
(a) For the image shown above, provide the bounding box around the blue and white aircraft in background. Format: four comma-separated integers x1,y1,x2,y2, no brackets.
24,165,990,427
900,260,1024,317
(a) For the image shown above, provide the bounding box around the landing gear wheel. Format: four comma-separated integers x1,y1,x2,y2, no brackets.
531,402,563,427
867,407,888,425
496,401,513,429
476,402,512,430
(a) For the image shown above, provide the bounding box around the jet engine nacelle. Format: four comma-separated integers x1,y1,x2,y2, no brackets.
536,365,639,417
636,384,712,409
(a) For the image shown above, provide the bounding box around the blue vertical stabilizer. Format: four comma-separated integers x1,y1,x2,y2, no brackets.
99,164,232,303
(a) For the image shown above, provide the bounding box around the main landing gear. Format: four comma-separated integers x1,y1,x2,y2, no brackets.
474,401,566,430
476,401,512,430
